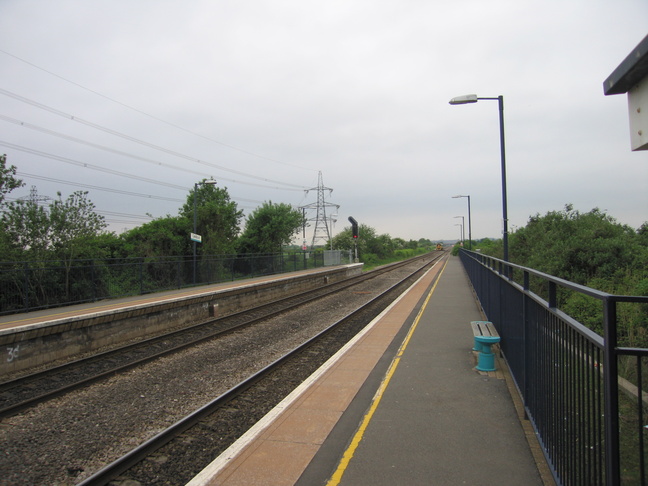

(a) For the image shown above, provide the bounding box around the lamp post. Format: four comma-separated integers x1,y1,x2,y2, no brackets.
454,216,465,243
193,179,217,285
454,223,463,246
452,195,471,250
449,95,508,262
330,213,338,250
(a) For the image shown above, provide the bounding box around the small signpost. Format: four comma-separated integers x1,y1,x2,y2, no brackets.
190,233,202,243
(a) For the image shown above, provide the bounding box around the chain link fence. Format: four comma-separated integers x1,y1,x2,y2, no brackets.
0,250,353,316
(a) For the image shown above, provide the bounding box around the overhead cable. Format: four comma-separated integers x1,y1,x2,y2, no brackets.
0,48,315,172
1,114,298,190
0,141,187,190
16,171,265,206
0,88,307,190
16,172,184,202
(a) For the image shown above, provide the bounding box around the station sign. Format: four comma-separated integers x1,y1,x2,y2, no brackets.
190,233,202,243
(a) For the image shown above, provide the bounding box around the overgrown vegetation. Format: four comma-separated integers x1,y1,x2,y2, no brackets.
473,204,648,347
329,223,435,266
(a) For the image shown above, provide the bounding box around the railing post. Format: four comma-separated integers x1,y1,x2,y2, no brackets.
548,281,557,308
523,270,530,418
91,260,97,302
638,356,646,483
139,258,144,295
603,298,621,486
23,262,30,311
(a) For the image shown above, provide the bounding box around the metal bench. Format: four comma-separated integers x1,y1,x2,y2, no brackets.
471,321,500,372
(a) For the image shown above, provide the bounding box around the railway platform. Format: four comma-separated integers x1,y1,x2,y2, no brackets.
0,264,362,376
188,255,553,486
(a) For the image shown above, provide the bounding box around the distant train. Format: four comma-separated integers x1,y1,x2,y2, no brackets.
436,243,443,251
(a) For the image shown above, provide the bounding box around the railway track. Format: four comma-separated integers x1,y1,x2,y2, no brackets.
78,252,445,485
0,252,441,419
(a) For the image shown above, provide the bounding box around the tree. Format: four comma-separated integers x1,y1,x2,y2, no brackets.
2,186,107,263
0,154,25,260
478,204,647,344
237,201,304,254
1,193,51,261
330,224,378,262
49,191,107,258
180,182,243,256
1,188,107,303
121,216,191,258
49,191,108,298
391,237,407,250
0,154,24,210
508,205,639,285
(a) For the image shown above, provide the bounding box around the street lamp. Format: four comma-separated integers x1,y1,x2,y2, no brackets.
454,216,465,243
454,223,463,246
449,95,508,262
452,195,471,250
193,179,217,285
330,214,338,250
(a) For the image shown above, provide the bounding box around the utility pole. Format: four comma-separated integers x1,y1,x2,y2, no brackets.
300,171,339,249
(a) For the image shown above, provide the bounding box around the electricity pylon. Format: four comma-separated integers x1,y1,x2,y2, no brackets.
300,171,339,249
18,185,51,206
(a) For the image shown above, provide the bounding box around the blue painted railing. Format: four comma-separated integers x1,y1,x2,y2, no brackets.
459,249,648,486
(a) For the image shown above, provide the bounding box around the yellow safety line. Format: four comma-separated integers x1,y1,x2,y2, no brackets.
326,258,449,485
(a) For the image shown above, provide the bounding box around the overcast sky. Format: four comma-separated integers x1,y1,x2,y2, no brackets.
1,1,646,245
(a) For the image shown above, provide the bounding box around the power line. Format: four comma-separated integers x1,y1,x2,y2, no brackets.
97,210,153,221
6,193,154,223
0,88,307,190
1,114,297,190
5,147,274,229
0,48,315,173
1,114,204,177
16,171,266,207
0,141,187,190
16,171,184,202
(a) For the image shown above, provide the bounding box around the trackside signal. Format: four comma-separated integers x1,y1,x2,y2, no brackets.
348,216,359,263
348,217,359,239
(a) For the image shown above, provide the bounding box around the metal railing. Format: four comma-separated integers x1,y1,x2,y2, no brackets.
459,249,648,486
0,250,352,316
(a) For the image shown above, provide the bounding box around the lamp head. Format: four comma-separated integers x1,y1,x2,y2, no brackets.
449,94,478,105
